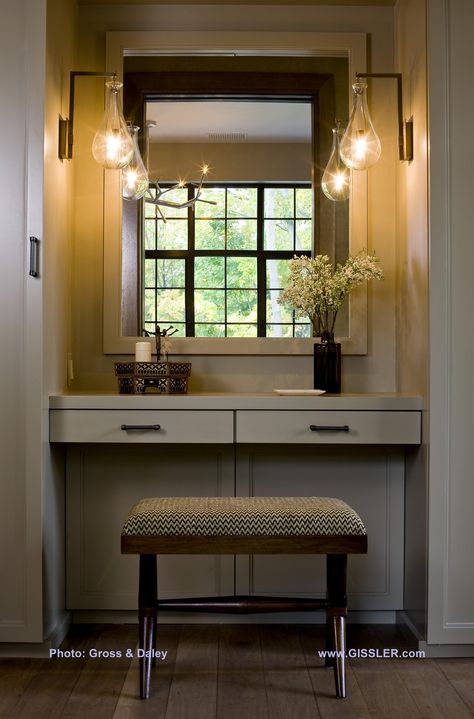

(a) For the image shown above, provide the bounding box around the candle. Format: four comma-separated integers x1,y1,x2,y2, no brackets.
135,341,151,363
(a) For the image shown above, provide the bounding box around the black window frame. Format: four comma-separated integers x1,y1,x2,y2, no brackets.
143,182,313,338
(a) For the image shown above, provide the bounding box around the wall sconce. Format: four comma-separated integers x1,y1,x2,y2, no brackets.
340,72,413,170
122,125,149,200
57,74,228,217
321,119,351,202
322,72,413,202
58,71,134,168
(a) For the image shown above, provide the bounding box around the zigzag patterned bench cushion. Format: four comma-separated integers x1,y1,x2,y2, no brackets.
121,497,367,538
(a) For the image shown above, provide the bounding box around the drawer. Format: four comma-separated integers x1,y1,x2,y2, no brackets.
50,410,234,444
235,410,421,444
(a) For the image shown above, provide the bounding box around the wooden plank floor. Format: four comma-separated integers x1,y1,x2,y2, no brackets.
0,624,473,719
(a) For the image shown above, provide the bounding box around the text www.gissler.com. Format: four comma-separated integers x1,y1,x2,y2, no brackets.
318,648,425,659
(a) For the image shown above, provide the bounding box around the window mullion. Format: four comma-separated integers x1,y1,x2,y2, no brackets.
293,187,297,252
186,186,195,336
257,186,266,337
224,188,228,337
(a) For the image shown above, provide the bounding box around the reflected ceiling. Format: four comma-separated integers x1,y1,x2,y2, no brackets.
146,101,312,143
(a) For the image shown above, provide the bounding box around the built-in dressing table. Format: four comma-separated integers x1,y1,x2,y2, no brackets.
49,392,421,623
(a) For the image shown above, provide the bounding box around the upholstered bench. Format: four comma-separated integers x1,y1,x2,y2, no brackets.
121,496,367,700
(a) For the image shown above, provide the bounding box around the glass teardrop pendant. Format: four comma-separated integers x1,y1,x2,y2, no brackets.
340,81,381,170
321,123,350,201
92,79,134,169
122,126,149,201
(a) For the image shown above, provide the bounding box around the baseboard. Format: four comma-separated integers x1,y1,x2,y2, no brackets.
45,612,72,649
0,612,71,658
71,609,397,625
396,610,425,642
397,611,474,656
417,642,474,658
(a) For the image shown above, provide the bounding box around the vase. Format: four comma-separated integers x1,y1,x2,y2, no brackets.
313,331,341,393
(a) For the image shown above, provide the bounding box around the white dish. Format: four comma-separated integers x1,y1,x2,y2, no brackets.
273,389,326,396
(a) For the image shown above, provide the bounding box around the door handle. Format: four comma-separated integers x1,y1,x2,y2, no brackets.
121,424,161,431
309,424,350,432
29,236,39,277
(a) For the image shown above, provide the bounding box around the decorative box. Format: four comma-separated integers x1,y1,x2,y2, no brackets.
114,361,191,395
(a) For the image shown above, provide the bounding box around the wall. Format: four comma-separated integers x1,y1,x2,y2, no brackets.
42,0,78,639
149,142,312,182
394,0,429,638
72,4,398,392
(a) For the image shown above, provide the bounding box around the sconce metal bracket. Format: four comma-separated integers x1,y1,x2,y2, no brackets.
58,71,116,161
355,72,413,162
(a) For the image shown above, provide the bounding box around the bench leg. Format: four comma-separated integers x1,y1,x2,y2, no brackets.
326,553,348,698
138,554,157,699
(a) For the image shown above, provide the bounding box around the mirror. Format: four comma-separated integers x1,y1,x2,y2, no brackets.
121,55,350,341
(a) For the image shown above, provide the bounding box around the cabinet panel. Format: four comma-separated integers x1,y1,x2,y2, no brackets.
236,410,420,444
235,446,404,610
0,0,45,642
66,444,235,609
51,409,233,444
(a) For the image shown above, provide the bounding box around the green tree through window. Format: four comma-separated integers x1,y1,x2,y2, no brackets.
143,184,312,338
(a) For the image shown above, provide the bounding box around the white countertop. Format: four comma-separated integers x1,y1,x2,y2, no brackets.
49,392,423,411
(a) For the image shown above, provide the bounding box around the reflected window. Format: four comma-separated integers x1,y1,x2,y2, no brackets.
143,184,312,338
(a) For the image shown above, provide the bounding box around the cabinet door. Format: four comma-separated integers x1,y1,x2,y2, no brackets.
0,0,45,642
66,444,235,610
235,445,404,612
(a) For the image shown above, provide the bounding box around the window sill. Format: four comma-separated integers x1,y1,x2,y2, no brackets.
104,336,366,356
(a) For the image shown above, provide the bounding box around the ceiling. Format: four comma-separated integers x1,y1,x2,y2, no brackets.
146,100,312,143
78,0,395,5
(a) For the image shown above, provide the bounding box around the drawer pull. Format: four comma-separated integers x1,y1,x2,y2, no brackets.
121,424,161,431
310,424,350,432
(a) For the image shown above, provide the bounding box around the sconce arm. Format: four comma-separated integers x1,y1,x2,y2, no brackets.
355,72,413,162
59,71,116,160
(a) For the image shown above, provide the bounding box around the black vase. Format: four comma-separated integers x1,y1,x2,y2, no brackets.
313,331,341,393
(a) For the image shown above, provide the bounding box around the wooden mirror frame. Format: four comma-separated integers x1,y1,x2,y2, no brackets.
103,31,368,356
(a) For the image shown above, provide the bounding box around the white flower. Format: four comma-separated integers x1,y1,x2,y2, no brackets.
278,251,384,335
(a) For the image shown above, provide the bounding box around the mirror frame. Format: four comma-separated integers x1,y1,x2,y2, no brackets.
103,31,368,356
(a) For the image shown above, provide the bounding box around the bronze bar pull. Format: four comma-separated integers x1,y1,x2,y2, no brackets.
310,424,350,432
121,424,161,431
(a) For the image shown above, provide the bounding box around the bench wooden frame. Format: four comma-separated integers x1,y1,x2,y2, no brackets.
121,532,367,700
